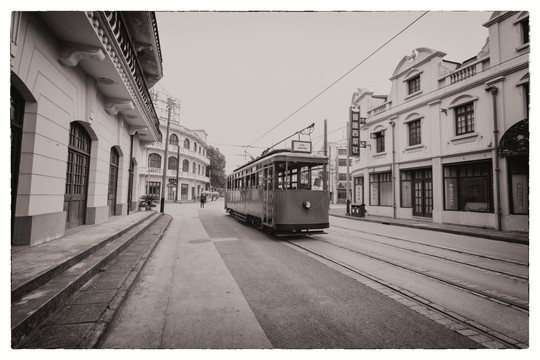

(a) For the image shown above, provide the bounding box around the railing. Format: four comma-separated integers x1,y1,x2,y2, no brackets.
368,101,392,116
449,62,479,84
98,11,161,133
139,166,210,182
146,143,211,164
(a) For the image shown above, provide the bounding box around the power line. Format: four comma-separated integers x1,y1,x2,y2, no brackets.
248,11,429,148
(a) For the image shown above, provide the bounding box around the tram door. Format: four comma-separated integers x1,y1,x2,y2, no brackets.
263,165,274,225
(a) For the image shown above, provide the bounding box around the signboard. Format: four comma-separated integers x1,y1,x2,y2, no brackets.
291,140,312,153
350,109,360,157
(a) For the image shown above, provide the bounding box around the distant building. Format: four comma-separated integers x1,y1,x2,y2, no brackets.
350,11,529,232
141,89,211,202
326,140,352,204
10,12,164,245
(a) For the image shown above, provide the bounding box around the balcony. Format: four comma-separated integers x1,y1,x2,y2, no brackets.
139,166,210,183
39,11,163,143
146,143,211,165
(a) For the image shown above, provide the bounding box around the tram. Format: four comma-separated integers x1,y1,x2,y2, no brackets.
225,141,329,233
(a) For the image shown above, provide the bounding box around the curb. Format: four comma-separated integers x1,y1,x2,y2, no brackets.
82,214,173,348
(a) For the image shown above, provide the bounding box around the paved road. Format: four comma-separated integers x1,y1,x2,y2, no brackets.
99,200,480,349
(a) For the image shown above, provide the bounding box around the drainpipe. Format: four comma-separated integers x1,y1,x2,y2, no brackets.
389,120,396,219
486,86,502,231
127,132,135,214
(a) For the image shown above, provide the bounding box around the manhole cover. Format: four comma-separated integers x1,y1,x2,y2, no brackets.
188,239,211,244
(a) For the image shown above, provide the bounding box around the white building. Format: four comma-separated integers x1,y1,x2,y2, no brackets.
140,90,211,203
10,12,164,245
350,11,529,233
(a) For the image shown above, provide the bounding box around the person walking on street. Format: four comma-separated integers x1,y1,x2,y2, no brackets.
200,193,206,208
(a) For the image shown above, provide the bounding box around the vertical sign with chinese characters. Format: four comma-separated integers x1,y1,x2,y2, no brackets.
350,108,360,157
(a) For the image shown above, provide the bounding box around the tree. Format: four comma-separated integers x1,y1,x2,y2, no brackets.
206,146,227,190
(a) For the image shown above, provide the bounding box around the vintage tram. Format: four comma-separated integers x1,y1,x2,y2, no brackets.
225,142,329,233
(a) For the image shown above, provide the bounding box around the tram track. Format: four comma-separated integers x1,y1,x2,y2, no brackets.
331,224,529,268
282,236,527,349
328,226,529,283
311,232,528,312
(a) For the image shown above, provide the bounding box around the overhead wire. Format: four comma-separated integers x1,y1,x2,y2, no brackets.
247,11,429,148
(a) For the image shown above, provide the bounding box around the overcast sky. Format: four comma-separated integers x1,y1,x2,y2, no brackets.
154,10,491,173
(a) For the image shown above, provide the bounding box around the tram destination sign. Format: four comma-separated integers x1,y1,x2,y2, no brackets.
291,140,312,153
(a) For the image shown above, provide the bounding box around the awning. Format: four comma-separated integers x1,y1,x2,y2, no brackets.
498,118,529,157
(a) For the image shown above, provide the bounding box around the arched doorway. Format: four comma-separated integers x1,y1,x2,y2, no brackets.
108,147,120,216
64,122,91,229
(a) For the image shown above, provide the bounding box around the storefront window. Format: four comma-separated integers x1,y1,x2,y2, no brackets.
443,161,493,212
370,172,392,206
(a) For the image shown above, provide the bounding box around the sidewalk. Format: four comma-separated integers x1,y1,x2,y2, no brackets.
328,204,529,245
11,211,171,348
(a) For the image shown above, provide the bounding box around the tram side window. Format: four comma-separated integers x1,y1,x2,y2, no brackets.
299,166,311,190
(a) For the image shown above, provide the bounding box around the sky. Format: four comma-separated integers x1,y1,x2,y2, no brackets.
153,9,492,173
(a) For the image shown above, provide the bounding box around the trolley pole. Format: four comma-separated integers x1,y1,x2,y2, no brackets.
160,98,173,213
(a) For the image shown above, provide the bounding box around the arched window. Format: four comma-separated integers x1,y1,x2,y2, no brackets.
148,153,161,168
184,138,190,149
193,161,196,173
168,156,178,170
194,143,197,152
182,159,190,172
170,134,178,146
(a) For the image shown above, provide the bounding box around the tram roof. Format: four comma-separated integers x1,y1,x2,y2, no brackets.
231,149,328,174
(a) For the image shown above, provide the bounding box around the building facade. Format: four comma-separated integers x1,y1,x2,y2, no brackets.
350,11,529,233
10,12,164,245
327,140,352,204
140,90,211,203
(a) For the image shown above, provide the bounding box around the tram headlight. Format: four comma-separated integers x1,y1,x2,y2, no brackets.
303,200,312,209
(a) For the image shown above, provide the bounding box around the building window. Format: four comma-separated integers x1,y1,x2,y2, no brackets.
443,161,493,212
455,102,475,135
146,181,161,196
194,143,197,152
184,138,190,149
338,158,347,166
182,159,190,172
520,17,529,45
373,131,385,153
407,75,420,95
354,176,364,204
193,161,196,173
508,155,528,214
169,134,178,146
168,156,178,170
338,173,348,181
370,172,392,206
408,119,421,146
148,153,161,168
338,148,347,156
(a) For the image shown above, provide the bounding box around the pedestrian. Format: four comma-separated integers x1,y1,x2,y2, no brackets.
200,193,206,208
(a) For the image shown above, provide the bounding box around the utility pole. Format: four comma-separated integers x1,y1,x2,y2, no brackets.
346,121,351,215
323,119,328,192
160,98,173,213
175,141,180,202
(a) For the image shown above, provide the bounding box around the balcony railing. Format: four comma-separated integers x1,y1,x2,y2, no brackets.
140,166,210,182
368,101,392,116
99,11,161,134
146,143,211,164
